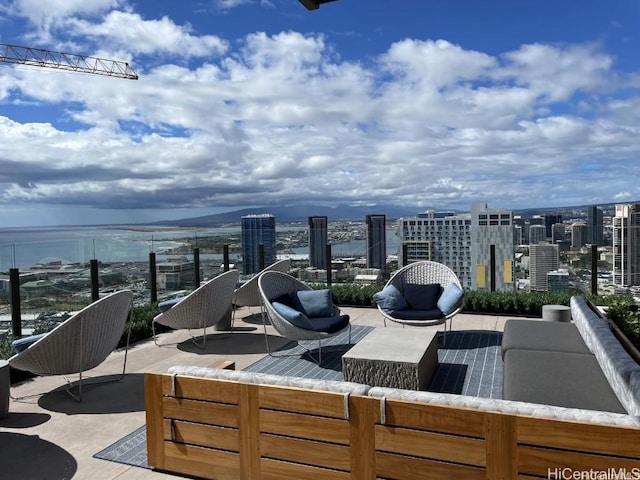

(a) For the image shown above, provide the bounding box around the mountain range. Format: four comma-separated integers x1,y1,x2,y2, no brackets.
152,204,425,227
152,201,639,227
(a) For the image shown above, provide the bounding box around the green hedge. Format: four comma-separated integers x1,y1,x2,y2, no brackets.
328,284,614,318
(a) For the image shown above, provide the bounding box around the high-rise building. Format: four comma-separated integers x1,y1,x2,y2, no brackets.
571,222,587,250
613,203,640,287
471,204,515,292
513,216,528,244
551,223,566,244
399,210,476,290
545,214,562,240
527,216,544,244
366,214,386,270
587,205,604,246
529,243,560,291
241,214,276,275
308,216,328,269
514,225,523,246
529,225,547,245
398,211,472,288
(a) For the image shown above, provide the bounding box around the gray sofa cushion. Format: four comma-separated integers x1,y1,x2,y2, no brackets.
503,349,626,414
501,319,591,360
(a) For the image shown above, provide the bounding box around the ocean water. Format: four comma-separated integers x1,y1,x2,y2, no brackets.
0,225,399,270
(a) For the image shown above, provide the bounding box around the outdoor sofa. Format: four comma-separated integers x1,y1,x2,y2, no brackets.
502,295,640,416
144,296,640,479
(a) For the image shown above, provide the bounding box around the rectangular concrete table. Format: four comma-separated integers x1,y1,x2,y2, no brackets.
342,328,438,391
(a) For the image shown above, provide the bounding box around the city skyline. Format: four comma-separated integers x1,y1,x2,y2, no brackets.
1,1,640,227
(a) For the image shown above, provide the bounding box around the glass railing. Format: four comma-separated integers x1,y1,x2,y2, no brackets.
0,223,613,337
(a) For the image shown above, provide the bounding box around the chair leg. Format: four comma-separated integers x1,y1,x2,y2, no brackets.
261,313,324,366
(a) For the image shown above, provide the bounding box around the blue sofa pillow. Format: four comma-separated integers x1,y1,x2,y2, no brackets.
272,302,313,330
294,289,334,318
437,283,464,315
373,284,408,311
403,283,442,310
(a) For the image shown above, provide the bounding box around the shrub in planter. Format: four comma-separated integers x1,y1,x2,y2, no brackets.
605,298,640,348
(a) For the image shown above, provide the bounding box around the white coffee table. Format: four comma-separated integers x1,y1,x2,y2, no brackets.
342,328,438,391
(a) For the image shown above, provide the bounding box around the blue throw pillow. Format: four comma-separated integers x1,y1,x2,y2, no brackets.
11,333,47,355
437,283,464,315
272,302,313,330
294,289,334,318
373,284,408,311
403,283,442,310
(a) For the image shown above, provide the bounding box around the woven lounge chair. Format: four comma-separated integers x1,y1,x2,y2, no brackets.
258,271,350,365
232,259,291,325
9,290,134,402
374,261,464,343
152,269,239,348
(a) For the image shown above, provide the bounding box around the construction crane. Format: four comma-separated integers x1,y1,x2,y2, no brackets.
0,42,138,80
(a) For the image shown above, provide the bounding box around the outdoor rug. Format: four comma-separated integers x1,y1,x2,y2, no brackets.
93,327,503,469
245,327,503,398
429,330,503,399
93,424,149,469
243,324,375,380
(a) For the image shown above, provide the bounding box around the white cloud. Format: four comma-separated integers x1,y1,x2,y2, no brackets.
1,19,640,223
500,43,615,102
11,0,122,25
67,11,228,58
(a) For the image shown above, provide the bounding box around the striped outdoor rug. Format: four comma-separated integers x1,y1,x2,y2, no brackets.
245,326,503,399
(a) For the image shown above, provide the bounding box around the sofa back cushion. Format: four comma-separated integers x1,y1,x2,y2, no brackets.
403,283,442,310
571,296,640,415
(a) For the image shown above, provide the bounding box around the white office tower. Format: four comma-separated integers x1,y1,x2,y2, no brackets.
529,243,560,291
529,224,547,245
398,211,472,289
514,225,523,246
613,203,640,287
471,204,515,292
571,222,587,250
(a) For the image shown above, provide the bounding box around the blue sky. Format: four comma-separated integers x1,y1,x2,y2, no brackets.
0,0,639,227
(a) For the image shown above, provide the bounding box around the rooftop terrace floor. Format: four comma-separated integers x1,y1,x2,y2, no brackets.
0,306,531,480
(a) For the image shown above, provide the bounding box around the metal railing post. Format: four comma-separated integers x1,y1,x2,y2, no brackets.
90,259,100,302
193,247,201,288
591,244,598,296
149,252,157,303
9,268,21,338
490,244,496,292
326,243,332,288
223,244,230,272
